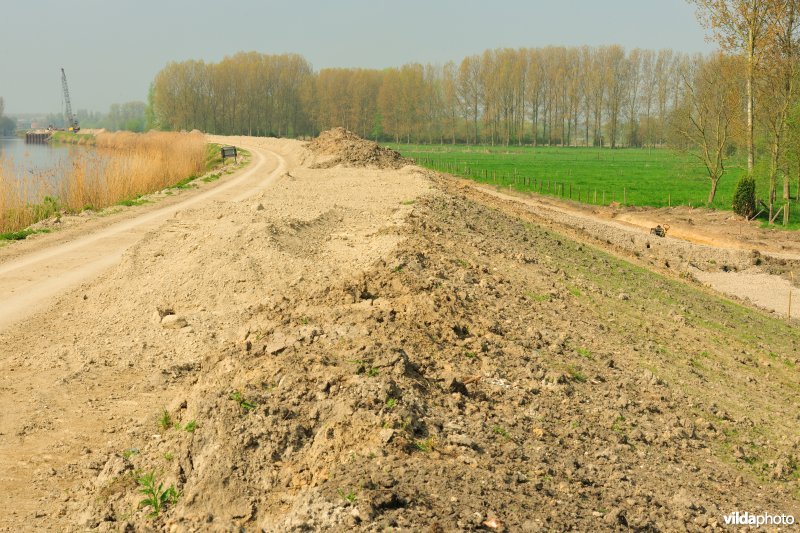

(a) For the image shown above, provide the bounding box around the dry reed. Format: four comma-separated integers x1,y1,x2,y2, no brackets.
0,131,206,233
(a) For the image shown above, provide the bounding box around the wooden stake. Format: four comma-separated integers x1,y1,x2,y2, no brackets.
790,272,794,320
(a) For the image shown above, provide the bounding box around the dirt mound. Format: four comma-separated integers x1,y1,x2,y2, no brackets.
307,127,412,169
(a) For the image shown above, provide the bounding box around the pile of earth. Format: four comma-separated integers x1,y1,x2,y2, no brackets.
307,127,412,169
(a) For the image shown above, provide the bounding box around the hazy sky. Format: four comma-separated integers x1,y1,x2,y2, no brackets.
0,0,715,114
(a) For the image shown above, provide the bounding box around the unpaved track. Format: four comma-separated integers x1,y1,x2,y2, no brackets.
0,136,289,529
0,138,285,331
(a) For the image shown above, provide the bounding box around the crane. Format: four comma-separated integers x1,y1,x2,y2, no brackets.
60,68,80,133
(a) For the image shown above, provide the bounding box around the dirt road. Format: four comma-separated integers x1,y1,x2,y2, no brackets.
0,132,797,531
0,136,291,528
0,138,285,331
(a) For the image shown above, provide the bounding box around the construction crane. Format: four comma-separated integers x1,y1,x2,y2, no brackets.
60,68,80,133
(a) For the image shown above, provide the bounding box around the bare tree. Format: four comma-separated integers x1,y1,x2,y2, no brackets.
673,53,744,203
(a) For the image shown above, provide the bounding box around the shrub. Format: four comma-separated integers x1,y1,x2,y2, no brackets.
732,175,756,219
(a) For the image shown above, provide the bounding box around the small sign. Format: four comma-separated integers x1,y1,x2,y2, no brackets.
221,145,237,162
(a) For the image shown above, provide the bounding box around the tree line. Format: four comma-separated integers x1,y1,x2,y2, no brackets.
149,47,690,148
148,2,800,218
42,101,148,133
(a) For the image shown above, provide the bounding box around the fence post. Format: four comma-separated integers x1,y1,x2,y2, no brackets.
784,201,790,226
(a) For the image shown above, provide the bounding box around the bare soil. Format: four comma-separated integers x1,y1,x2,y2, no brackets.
469,184,800,318
0,133,798,532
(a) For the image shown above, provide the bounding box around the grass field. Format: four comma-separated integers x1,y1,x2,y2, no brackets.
390,144,800,226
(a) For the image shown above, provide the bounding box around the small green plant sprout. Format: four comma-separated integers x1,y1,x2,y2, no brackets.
566,365,587,383
367,367,380,378
137,471,178,518
611,416,626,434
576,347,594,360
163,452,174,461
385,398,397,410
122,448,139,460
158,409,173,430
464,351,477,359
230,391,256,412
412,436,437,453
524,291,551,302
337,489,358,503
184,420,198,432
349,359,367,374
492,426,510,439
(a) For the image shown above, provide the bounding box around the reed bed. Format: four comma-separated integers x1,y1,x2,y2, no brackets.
0,131,206,233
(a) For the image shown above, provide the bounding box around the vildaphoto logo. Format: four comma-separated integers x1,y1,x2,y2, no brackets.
722,511,795,528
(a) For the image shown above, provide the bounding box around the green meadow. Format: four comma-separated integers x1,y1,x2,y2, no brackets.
390,144,800,225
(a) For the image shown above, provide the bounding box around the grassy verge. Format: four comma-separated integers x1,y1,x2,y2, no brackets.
0,228,51,241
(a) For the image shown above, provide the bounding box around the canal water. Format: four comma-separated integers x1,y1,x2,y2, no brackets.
0,137,72,177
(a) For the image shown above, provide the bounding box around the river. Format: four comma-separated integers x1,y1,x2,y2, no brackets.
0,137,73,177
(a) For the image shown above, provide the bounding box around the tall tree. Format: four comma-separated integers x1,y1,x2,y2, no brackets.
758,0,800,221
604,45,629,148
441,62,460,143
689,0,776,174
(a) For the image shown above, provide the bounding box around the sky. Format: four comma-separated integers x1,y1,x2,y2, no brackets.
0,0,715,114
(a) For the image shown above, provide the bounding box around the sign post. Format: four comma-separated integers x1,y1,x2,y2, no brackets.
221,145,238,164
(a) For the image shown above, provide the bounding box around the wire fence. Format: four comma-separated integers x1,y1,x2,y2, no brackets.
416,156,800,226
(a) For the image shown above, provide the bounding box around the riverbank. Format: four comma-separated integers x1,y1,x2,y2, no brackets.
0,131,219,234
50,130,97,145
